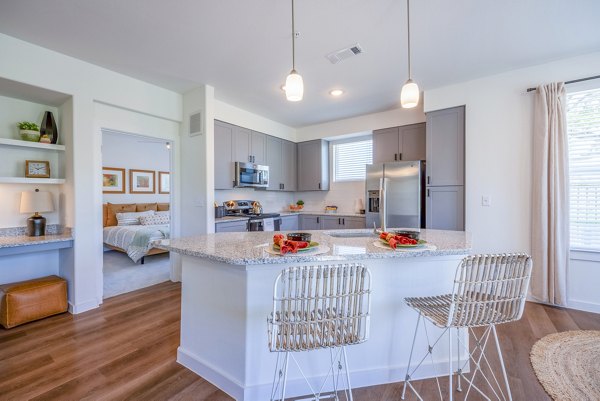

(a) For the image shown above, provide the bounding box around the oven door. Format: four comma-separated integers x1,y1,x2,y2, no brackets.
235,162,269,188
248,218,281,232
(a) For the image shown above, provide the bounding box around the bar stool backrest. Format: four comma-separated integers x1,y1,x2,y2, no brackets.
448,253,533,328
268,263,372,352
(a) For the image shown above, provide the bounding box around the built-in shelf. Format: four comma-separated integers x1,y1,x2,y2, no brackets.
0,177,65,184
0,137,65,151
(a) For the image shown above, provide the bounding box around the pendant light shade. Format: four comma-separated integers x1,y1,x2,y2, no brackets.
401,0,419,109
285,69,304,101
284,0,303,102
401,79,419,108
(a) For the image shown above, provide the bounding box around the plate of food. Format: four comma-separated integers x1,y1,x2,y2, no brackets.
271,234,319,255
377,231,427,249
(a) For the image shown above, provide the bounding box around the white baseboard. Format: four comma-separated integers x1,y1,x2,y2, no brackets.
567,299,600,314
178,346,469,401
68,298,100,314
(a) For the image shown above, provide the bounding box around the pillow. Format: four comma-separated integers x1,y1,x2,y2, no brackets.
139,214,170,226
116,210,155,226
106,203,136,226
136,203,158,212
157,203,170,211
156,211,170,218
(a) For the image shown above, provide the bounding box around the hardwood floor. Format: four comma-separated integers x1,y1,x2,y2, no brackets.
1,281,598,400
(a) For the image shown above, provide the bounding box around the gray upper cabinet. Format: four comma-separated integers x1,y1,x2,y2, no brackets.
373,123,425,163
232,126,266,164
400,123,426,161
373,127,400,164
251,131,267,165
214,120,235,189
282,140,297,191
297,140,329,191
426,186,464,231
426,106,465,186
266,136,283,191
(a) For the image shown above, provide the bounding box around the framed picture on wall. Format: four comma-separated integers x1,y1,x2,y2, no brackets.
158,171,170,194
102,167,125,193
129,169,155,194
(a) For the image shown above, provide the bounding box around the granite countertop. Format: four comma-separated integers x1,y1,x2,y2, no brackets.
0,230,74,248
279,211,366,218
158,229,471,266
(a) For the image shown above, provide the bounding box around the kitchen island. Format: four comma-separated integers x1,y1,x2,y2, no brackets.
159,229,471,401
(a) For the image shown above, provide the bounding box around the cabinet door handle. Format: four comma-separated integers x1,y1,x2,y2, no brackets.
282,183,285,190
427,176,431,185
318,182,321,189
317,217,320,224
427,189,430,197
394,153,397,161
399,153,402,160
342,218,345,225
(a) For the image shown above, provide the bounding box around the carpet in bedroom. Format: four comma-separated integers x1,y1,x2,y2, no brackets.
103,250,171,298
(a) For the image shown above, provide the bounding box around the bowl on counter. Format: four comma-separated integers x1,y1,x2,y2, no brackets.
394,230,420,240
287,232,312,242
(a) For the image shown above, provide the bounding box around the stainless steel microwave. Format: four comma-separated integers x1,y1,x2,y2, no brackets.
234,162,269,188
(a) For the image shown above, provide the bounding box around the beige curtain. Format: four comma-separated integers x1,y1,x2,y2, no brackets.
531,82,569,306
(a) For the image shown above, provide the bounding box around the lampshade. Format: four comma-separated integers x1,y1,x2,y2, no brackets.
401,79,420,108
20,190,54,214
285,70,304,102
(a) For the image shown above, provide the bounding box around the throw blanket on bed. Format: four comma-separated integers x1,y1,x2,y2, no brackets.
127,226,170,263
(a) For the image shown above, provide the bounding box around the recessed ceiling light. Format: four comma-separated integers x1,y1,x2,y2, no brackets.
329,89,344,97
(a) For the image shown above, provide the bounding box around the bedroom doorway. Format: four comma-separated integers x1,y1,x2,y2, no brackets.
101,129,173,298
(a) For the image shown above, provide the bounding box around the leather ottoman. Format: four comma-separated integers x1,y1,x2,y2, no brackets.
0,275,68,329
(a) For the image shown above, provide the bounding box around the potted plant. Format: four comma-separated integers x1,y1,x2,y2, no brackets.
17,122,40,142
296,200,304,210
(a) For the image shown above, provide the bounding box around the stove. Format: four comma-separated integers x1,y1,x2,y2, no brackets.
223,200,281,231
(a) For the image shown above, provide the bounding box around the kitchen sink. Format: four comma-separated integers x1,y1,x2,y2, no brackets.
326,231,377,238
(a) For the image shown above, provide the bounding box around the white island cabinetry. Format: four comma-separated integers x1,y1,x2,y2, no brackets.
160,229,471,401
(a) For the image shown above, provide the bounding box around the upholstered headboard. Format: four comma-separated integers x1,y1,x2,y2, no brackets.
103,203,170,227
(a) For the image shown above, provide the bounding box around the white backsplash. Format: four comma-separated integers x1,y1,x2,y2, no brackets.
215,181,366,214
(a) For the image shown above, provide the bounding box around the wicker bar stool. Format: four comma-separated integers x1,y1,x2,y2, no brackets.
267,263,372,401
401,253,532,401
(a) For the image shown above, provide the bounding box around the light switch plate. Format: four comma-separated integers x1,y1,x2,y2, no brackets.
482,196,491,207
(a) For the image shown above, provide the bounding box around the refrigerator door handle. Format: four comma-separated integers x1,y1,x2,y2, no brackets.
380,177,387,231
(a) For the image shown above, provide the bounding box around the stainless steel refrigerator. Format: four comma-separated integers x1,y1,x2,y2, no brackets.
365,161,426,230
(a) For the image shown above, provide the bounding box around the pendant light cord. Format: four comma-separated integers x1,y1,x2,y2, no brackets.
406,0,411,80
291,0,296,71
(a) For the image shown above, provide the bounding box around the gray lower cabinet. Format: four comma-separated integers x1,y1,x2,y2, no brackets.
214,120,235,189
299,215,321,230
297,140,329,191
280,215,299,231
343,217,367,229
215,220,248,232
321,216,344,230
373,123,426,163
426,186,464,231
426,106,465,186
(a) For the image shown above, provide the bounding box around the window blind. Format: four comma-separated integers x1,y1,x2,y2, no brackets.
567,87,600,251
333,139,373,182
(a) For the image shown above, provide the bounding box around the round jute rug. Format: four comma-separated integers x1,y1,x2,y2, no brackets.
530,330,600,401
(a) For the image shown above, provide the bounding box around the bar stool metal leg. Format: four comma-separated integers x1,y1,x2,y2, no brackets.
448,328,453,401
493,325,512,401
401,312,421,400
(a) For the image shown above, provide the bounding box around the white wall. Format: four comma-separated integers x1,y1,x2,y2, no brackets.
101,131,170,204
423,51,600,312
0,33,182,313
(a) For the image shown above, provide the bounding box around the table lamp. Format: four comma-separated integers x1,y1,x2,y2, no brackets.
20,189,54,236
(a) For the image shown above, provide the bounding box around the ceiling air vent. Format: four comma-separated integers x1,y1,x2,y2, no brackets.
326,43,364,64
189,111,203,137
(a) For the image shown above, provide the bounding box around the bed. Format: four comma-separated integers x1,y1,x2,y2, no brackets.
103,203,170,264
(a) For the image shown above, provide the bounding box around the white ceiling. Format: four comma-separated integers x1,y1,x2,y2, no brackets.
0,0,599,127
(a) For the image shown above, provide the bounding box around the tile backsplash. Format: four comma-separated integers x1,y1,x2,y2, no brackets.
215,180,365,214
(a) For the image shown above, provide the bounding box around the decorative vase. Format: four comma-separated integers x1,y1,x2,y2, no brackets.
40,111,59,144
19,129,40,142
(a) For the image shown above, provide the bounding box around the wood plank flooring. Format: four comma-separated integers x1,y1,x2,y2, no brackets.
1,281,598,400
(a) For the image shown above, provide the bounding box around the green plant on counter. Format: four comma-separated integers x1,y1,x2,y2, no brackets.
296,200,304,206
17,121,39,131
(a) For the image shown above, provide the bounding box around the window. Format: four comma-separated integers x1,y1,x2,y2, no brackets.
333,138,373,182
567,86,600,251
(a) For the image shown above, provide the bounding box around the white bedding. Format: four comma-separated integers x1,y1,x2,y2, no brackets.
103,224,169,262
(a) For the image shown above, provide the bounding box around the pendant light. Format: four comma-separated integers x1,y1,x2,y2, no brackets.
285,0,303,101
401,0,419,108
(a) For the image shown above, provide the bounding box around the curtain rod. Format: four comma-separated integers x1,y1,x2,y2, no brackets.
526,75,600,92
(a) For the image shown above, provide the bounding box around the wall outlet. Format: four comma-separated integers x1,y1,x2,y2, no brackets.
481,196,491,207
